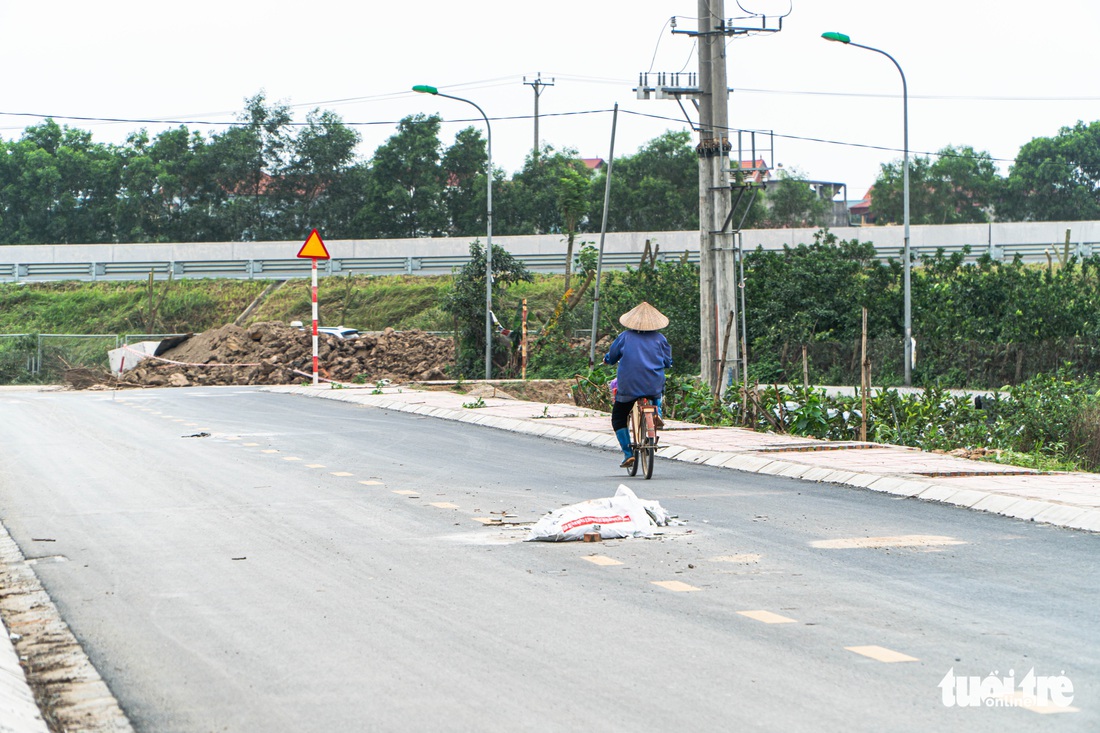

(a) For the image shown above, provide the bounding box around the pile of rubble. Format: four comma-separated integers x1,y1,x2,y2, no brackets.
118,322,454,388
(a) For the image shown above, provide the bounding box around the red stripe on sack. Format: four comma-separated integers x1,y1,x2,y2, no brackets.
561,514,632,532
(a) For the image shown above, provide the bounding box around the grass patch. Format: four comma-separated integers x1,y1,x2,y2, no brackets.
0,273,584,337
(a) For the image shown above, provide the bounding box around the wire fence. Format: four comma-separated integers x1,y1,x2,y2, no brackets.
752,338,1100,388
0,334,184,385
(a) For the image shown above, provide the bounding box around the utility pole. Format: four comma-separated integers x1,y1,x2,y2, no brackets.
696,0,735,394
523,73,554,160
635,5,782,395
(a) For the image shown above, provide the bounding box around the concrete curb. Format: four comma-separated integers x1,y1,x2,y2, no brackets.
271,385,1100,536
0,619,48,733
0,522,134,733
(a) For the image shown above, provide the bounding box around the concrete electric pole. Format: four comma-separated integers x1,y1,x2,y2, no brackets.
696,0,735,394
522,73,554,160
636,4,783,395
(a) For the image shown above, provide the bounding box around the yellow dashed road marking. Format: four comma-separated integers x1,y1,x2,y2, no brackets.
812,535,966,550
330,472,354,477
306,464,325,469
429,502,459,509
393,490,419,496
738,610,797,624
582,555,623,566
282,457,302,461
711,554,761,563
261,449,279,454
243,443,260,447
846,645,918,663
184,422,199,427
225,436,240,441
471,517,495,524
652,580,701,592
359,480,384,486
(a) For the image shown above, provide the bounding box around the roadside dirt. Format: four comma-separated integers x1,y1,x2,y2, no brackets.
417,379,576,405
63,321,582,405
115,321,455,388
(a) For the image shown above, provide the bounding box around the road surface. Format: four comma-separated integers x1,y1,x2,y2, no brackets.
0,387,1094,731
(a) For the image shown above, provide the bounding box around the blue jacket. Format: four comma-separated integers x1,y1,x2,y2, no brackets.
604,330,672,401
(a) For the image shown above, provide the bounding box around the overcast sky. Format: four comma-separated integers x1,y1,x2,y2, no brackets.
4,1,1099,202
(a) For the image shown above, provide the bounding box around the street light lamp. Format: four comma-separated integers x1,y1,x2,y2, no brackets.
413,84,494,381
822,32,912,386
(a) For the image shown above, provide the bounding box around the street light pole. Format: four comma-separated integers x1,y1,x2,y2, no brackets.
822,32,912,386
413,84,494,380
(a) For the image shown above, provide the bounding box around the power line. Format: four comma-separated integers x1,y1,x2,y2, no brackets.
0,105,1018,163
616,109,1018,163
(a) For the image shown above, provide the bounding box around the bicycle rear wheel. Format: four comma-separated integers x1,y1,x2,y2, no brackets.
626,409,640,476
641,438,655,479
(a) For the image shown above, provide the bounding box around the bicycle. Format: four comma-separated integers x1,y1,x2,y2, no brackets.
626,396,659,479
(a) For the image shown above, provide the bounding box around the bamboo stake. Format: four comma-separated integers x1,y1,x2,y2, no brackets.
716,309,735,399
861,307,868,442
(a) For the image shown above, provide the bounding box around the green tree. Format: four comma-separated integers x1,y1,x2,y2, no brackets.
497,145,589,236
282,108,362,236
116,126,218,242
1000,121,1100,221
763,167,830,228
0,119,122,244
590,130,699,233
557,167,589,291
873,145,999,225
358,114,447,238
205,93,295,241
441,126,488,237
442,241,533,377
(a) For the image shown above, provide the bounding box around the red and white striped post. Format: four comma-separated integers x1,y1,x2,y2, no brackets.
297,229,331,386
311,256,319,385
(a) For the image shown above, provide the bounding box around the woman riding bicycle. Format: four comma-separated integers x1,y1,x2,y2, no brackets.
603,301,672,468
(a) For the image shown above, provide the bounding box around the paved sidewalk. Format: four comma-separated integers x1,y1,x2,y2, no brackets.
271,383,1100,535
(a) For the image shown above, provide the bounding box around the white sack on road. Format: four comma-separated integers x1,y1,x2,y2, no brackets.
526,485,672,542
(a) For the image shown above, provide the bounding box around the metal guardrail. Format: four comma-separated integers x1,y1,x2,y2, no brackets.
0,237,1094,284
0,250,702,283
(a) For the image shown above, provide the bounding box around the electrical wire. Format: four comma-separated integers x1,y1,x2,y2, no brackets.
616,108,1017,163
0,105,1021,164
647,17,673,74
678,41,697,74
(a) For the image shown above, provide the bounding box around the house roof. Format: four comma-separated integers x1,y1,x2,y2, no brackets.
733,159,769,183
850,188,873,214
581,157,604,170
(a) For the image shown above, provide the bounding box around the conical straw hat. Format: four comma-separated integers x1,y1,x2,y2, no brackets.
619,301,669,331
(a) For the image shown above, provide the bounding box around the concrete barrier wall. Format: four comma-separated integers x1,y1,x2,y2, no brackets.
0,223,1096,282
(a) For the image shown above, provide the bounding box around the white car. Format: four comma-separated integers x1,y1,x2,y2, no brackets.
317,326,360,340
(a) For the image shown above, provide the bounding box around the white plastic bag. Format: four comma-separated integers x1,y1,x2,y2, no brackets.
526,485,670,542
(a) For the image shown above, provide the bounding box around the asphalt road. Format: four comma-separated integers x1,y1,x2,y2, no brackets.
0,387,1095,732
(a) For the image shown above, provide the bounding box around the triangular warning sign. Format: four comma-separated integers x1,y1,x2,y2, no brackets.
297,229,330,259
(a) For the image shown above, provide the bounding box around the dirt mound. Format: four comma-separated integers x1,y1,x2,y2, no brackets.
64,367,110,390
120,322,454,387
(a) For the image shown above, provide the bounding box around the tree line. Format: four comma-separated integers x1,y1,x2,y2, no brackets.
2,92,1100,245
